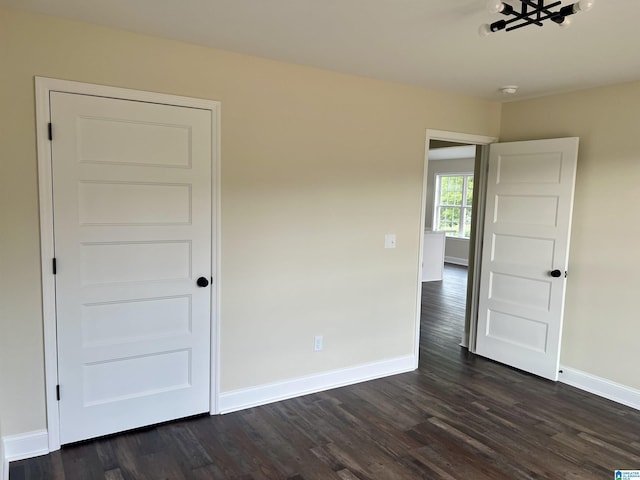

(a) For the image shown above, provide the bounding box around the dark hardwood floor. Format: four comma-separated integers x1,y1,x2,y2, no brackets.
11,264,640,479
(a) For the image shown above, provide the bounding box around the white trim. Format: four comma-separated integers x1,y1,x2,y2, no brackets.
467,145,491,353
219,355,416,413
35,77,61,452
1,437,6,480
3,430,49,463
37,77,218,109
415,139,430,367
559,366,640,411
210,93,222,416
416,130,497,366
35,77,222,450
426,129,498,145
428,145,476,161
444,256,469,267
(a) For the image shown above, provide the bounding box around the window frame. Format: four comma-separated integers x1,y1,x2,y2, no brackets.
433,173,474,239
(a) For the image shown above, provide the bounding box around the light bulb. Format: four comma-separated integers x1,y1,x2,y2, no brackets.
574,0,594,12
487,0,504,14
479,24,492,36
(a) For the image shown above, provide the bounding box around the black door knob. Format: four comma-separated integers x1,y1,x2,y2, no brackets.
196,276,210,287
550,269,562,278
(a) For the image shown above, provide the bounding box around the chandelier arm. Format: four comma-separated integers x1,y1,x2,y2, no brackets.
505,10,564,30
506,18,545,30
504,13,544,27
499,0,564,29
518,0,562,16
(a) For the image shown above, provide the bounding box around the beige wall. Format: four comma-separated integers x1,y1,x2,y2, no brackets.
0,7,501,437
425,157,475,263
501,81,640,389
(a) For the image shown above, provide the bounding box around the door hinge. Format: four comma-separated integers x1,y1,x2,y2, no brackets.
52,258,57,275
56,384,60,401
48,123,53,141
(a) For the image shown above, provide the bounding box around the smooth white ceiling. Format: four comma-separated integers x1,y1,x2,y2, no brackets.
2,0,639,100
429,146,477,161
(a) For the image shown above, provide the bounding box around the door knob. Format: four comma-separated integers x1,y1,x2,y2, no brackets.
550,269,562,278
196,276,210,287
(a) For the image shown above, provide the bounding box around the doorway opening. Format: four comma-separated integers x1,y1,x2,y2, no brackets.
415,130,497,362
424,140,476,350
417,131,578,382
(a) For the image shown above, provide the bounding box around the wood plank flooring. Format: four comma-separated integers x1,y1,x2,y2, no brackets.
11,264,640,479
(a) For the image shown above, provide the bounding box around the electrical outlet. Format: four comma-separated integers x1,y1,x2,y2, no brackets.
314,335,323,352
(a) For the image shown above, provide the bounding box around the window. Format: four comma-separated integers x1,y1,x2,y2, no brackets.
434,174,474,238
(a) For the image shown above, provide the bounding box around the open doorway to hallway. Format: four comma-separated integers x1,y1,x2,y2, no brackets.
415,129,496,362
421,140,476,348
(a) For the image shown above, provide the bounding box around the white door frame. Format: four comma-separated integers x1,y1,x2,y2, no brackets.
35,77,221,452
415,129,497,363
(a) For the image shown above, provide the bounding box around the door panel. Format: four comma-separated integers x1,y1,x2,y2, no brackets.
78,182,192,225
475,138,578,381
51,92,212,444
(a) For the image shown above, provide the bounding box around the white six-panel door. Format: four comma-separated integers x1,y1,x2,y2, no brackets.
50,92,213,444
475,138,578,381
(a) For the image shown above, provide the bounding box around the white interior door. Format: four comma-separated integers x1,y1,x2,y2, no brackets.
51,92,213,444
475,138,578,381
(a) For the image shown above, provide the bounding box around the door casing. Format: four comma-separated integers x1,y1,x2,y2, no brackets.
35,77,221,452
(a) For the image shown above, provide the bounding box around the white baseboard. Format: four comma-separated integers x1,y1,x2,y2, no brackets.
3,430,49,465
444,256,468,266
0,356,415,464
219,355,416,413
559,366,640,411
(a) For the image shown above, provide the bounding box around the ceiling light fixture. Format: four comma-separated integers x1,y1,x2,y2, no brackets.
499,85,519,95
479,0,594,35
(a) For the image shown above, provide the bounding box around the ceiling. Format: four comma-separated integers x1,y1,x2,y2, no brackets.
2,0,639,101
429,145,476,161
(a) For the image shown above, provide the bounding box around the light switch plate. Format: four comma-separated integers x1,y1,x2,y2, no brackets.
384,234,396,249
